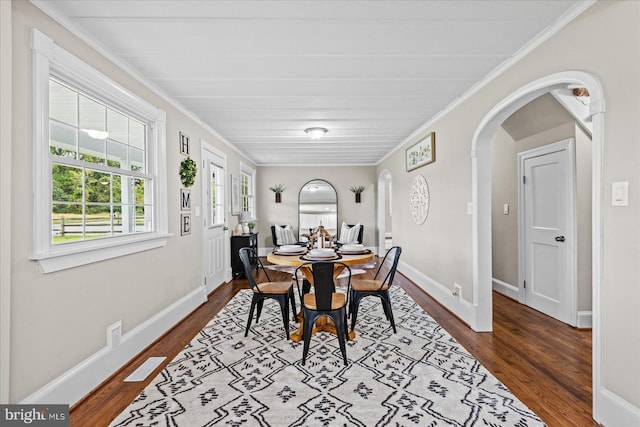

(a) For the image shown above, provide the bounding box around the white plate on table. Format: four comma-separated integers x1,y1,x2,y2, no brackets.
274,249,306,256
341,244,364,251
302,248,339,260
308,248,335,257
278,245,304,253
339,249,370,255
301,254,341,261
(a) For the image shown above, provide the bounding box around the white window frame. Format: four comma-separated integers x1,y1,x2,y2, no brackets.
31,29,168,273
240,162,256,220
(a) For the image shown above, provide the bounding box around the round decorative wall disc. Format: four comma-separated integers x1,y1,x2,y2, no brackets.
409,175,430,225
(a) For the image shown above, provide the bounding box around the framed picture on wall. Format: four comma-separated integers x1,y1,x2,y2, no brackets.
406,132,435,171
231,174,240,215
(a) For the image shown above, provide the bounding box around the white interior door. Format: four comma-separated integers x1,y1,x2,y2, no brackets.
519,140,576,325
202,145,227,294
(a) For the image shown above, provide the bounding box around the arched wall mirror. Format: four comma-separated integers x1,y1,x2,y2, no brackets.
298,179,338,241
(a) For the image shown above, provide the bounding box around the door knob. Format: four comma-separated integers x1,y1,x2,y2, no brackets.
555,236,565,242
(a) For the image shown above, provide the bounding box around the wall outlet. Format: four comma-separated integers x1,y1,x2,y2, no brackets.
107,321,122,349
452,283,462,300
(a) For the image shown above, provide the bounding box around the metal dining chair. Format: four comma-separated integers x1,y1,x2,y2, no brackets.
294,261,351,366
239,247,296,339
349,246,402,333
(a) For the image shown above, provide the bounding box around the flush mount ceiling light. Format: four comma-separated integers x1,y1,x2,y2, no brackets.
304,127,328,140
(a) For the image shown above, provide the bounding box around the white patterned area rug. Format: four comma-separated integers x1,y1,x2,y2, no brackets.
110,286,545,426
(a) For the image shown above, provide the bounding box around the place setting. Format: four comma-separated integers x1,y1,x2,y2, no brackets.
337,243,370,255
300,248,341,261
272,245,307,256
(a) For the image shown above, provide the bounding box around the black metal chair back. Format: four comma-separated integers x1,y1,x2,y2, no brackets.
308,262,336,310
270,225,284,247
294,261,351,305
294,261,351,366
374,246,402,290
239,247,271,291
239,247,295,339
333,224,364,245
349,246,402,333
271,225,303,247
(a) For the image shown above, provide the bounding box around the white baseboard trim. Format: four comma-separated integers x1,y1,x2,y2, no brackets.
576,311,592,329
597,387,640,427
492,278,519,301
21,286,207,406
492,279,593,329
398,260,476,327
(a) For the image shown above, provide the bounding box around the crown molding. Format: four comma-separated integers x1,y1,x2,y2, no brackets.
377,0,598,165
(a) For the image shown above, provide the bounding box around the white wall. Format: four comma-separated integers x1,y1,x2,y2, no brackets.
490,126,519,286
8,1,255,403
574,124,592,311
377,0,640,417
0,0,13,404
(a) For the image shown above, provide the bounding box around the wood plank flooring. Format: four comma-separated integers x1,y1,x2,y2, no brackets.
70,260,596,426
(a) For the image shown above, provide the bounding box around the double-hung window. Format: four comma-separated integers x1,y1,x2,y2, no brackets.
49,78,151,242
31,30,168,273
240,163,256,220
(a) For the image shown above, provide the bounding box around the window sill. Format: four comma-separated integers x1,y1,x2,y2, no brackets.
31,233,171,273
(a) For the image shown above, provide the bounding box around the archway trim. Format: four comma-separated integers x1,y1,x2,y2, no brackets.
470,70,604,422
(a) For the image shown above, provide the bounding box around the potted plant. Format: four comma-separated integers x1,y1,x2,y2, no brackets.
350,185,365,203
269,184,286,203
248,221,257,233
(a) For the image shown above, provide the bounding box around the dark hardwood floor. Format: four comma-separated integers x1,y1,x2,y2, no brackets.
70,259,596,426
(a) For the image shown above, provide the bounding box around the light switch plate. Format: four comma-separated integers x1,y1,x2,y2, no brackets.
503,204,509,215
612,181,629,206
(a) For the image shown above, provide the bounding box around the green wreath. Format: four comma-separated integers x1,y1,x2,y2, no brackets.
179,157,197,187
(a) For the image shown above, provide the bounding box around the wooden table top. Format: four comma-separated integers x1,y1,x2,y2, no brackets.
267,250,374,267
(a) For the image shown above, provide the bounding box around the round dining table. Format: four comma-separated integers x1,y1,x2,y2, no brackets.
266,248,374,343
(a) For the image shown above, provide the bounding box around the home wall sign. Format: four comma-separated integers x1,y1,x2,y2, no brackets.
179,131,190,155
180,213,191,236
179,131,193,237
180,188,191,211
409,175,430,225
179,157,197,187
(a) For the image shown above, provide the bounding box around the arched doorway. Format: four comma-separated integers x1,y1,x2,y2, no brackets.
471,71,604,418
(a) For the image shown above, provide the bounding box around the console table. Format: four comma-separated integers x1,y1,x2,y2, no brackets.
231,233,258,277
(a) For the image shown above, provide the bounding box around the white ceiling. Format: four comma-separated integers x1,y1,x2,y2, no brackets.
35,0,586,166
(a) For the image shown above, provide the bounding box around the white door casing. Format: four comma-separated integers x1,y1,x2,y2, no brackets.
518,139,576,325
377,169,392,255
201,143,227,294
